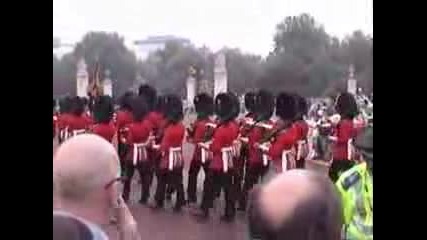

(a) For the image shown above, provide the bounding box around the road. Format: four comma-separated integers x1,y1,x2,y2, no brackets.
53,116,329,240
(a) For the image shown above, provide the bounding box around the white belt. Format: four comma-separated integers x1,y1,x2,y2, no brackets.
168,147,182,171
258,143,270,167
347,139,354,160
60,127,68,140
221,147,234,173
132,142,149,166
72,129,86,136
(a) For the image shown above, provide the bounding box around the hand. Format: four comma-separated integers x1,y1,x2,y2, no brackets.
114,197,141,240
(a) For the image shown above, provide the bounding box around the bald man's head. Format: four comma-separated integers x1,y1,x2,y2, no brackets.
248,170,343,240
53,134,119,202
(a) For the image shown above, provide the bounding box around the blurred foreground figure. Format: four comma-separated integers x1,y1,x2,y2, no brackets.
336,126,373,240
247,170,343,240
53,213,107,240
53,134,140,240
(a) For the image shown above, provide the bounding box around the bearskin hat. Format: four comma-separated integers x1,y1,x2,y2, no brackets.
81,97,89,107
138,84,157,111
93,95,114,124
215,93,234,122
164,94,183,123
335,92,358,119
129,95,149,122
254,89,274,121
244,92,256,113
59,96,72,114
155,95,168,115
295,94,308,120
70,96,85,116
118,91,134,111
194,93,214,118
354,126,373,161
275,92,298,121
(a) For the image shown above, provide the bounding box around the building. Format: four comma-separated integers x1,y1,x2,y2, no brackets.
53,37,74,59
133,35,191,60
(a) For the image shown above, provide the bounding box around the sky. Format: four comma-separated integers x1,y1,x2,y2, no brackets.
53,0,372,56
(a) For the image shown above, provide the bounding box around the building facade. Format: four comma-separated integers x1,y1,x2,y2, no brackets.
133,35,191,60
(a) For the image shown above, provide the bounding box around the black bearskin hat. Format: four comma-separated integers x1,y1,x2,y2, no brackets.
254,89,274,121
275,92,298,121
70,96,85,116
93,95,114,124
155,95,168,115
215,93,234,122
118,91,134,111
129,95,149,122
295,94,308,120
81,97,89,107
59,96,72,114
244,92,256,113
194,93,214,118
335,92,358,119
164,94,183,123
354,126,373,161
138,84,157,111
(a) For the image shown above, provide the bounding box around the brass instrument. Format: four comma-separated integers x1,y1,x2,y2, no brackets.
202,122,218,143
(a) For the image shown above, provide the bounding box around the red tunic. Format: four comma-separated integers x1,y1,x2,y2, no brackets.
189,119,211,163
332,119,356,161
92,123,116,142
268,125,299,172
208,122,235,172
67,115,92,132
248,120,273,167
115,110,133,130
293,120,309,159
124,119,152,162
57,113,72,131
159,122,185,170
147,111,164,132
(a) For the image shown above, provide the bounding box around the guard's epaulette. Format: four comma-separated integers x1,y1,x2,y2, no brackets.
342,171,361,190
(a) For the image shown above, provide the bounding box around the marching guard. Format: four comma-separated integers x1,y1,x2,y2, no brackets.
186,93,214,205
293,94,310,169
193,93,237,222
238,89,275,211
122,96,153,203
151,94,186,212
66,96,92,138
258,92,299,174
91,95,116,143
115,92,134,176
328,92,359,182
57,96,72,144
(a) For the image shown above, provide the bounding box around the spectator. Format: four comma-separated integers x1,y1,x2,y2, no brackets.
53,213,106,240
53,134,140,240
247,170,343,240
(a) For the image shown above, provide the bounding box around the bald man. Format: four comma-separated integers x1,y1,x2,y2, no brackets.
53,134,140,240
247,170,343,240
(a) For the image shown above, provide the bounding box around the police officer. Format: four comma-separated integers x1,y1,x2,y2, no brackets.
336,126,373,240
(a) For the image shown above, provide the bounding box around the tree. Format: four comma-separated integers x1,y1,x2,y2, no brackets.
74,32,138,96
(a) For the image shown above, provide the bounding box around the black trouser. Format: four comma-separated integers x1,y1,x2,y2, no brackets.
154,168,185,208
118,143,128,177
295,158,306,169
200,169,235,218
328,159,355,182
239,163,268,210
187,160,209,203
233,156,245,206
122,161,153,202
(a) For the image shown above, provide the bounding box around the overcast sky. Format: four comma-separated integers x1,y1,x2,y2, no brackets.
53,0,372,56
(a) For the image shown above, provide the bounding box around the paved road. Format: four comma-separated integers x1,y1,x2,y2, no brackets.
53,116,329,240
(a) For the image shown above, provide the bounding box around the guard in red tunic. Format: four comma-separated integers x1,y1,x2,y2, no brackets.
328,92,359,182
238,89,275,211
57,96,72,144
122,96,153,203
91,95,116,143
193,93,237,222
293,94,310,169
259,92,299,173
151,94,186,212
115,92,134,176
67,97,92,138
228,93,242,203
187,93,214,205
